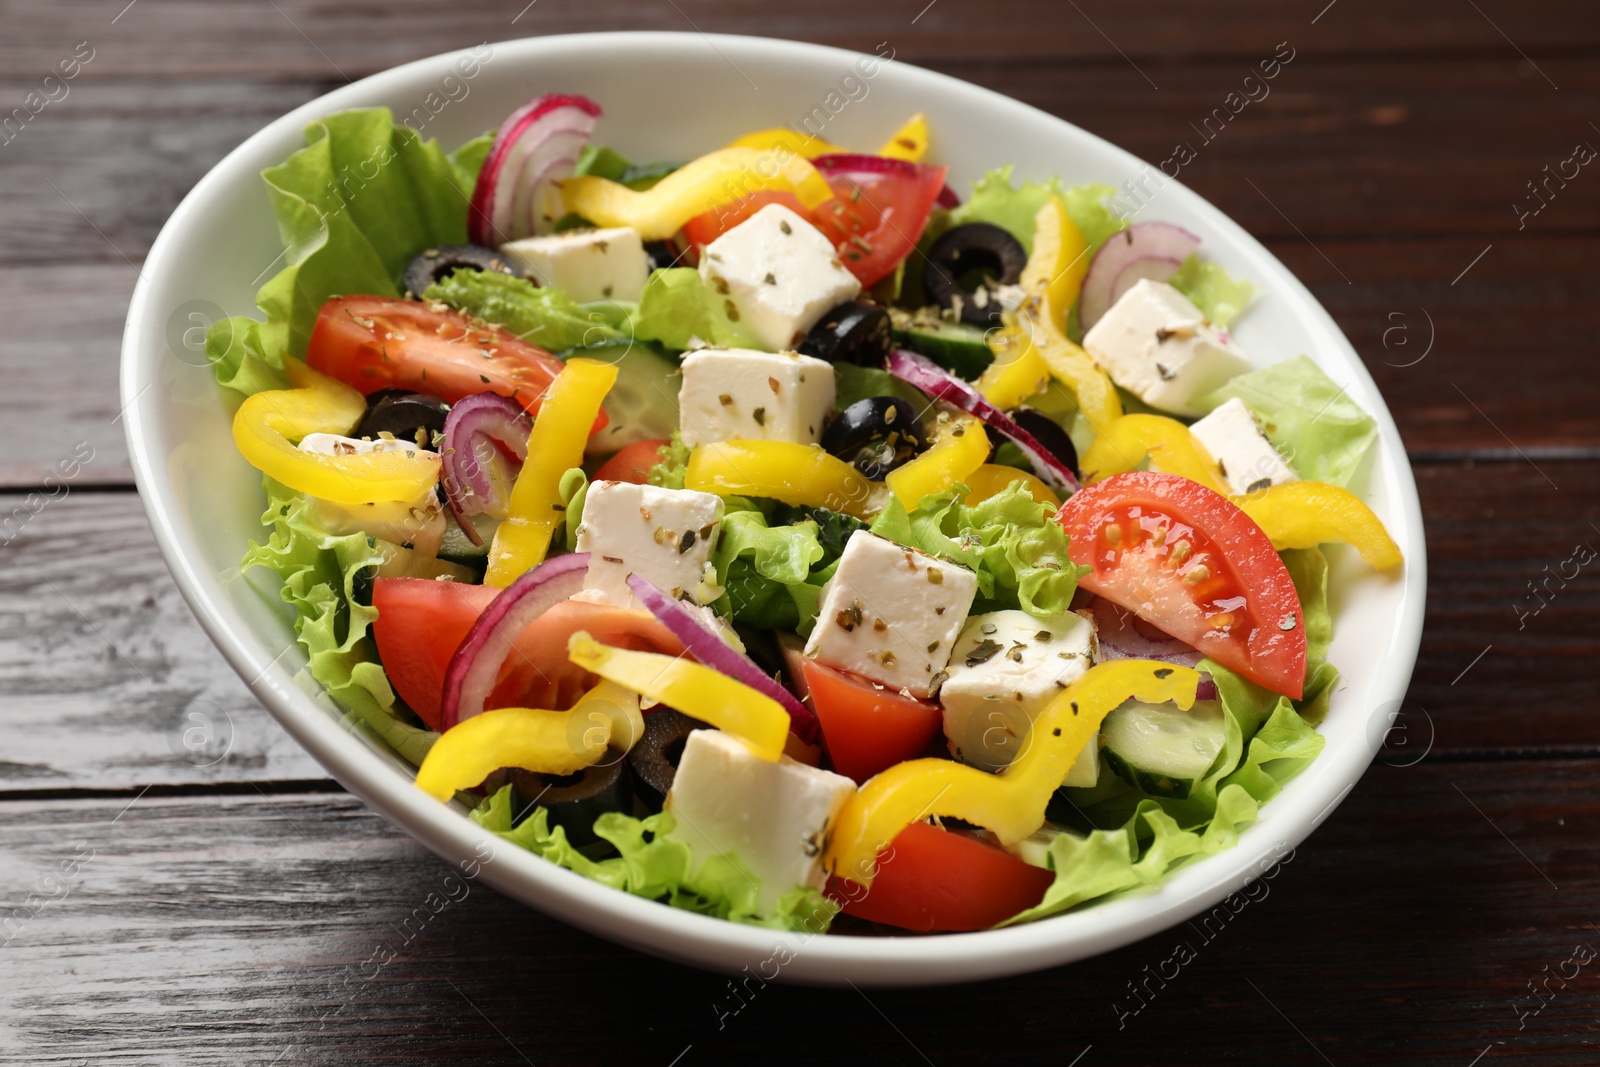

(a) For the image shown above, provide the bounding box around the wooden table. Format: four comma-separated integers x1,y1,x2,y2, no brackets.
2,1,1596,1062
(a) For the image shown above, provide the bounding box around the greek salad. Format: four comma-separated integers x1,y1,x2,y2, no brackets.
208,92,1401,934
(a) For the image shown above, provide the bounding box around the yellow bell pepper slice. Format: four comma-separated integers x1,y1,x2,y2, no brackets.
414,681,642,802
1236,481,1403,569
963,464,1060,508
561,147,836,240
878,113,930,162
567,632,789,762
1081,413,1228,494
725,127,846,159
685,440,879,520
1021,195,1091,319
231,359,441,505
485,358,617,587
885,413,988,509
1019,323,1123,433
977,327,1052,411
825,660,1199,887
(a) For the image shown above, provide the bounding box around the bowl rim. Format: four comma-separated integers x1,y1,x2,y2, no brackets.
121,30,1426,986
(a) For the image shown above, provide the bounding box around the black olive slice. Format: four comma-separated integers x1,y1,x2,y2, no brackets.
403,243,521,300
1010,406,1082,482
820,397,926,480
923,223,1028,326
510,755,632,848
627,709,712,812
798,300,894,366
354,390,450,449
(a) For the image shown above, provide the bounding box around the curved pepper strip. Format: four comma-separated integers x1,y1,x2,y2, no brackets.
878,113,930,162
725,127,845,158
977,327,1052,411
566,632,790,762
685,440,880,520
1081,413,1229,494
825,660,1199,887
885,414,989,508
1236,481,1403,569
1082,413,1402,568
231,359,441,505
414,680,642,802
561,147,836,240
963,464,1060,508
485,358,618,587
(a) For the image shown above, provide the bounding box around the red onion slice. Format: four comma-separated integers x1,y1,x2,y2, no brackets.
809,152,959,211
1089,597,1218,700
438,553,590,729
886,348,1080,495
440,392,531,528
1109,254,1184,309
626,573,822,745
468,93,602,246
1080,221,1201,329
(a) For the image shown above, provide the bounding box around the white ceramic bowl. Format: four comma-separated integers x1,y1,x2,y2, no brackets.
122,32,1425,986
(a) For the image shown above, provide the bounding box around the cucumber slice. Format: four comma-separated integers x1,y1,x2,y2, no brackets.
889,309,993,380
437,512,498,570
352,540,477,604
1101,699,1227,800
566,339,681,455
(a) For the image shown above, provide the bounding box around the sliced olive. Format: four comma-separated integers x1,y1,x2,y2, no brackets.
821,397,925,480
509,756,632,848
403,243,521,299
1011,406,1081,481
923,223,1028,326
798,301,894,366
628,709,711,811
354,390,450,449
644,239,687,271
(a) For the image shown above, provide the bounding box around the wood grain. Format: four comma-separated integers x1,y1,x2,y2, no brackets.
1,759,1597,1065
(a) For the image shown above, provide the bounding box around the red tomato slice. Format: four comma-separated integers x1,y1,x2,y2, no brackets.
1056,471,1306,698
827,821,1054,932
678,161,947,287
801,660,943,784
307,296,569,417
371,578,683,730
592,437,671,485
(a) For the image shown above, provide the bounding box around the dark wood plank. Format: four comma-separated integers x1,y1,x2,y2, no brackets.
2,758,1597,1064
0,492,328,790
1,0,1595,76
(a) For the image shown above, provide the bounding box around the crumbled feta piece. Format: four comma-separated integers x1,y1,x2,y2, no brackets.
1188,396,1298,495
667,728,856,916
939,609,1101,787
676,348,836,447
699,204,861,351
804,531,979,698
296,433,445,554
499,226,650,303
1082,279,1252,417
574,480,724,607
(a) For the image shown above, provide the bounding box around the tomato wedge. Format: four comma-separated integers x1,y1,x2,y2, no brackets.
1056,471,1307,698
370,578,682,730
592,437,671,485
307,296,569,417
800,660,943,784
680,158,947,287
827,821,1053,932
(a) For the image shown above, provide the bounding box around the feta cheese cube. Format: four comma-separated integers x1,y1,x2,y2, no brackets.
499,226,650,303
296,434,445,554
699,204,861,352
1189,396,1298,496
939,609,1101,787
667,728,856,916
676,348,836,447
804,531,978,697
1083,279,1251,417
574,480,724,607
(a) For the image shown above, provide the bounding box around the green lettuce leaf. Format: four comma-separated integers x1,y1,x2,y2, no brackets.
870,482,1089,616
205,108,488,395
646,431,692,490
1196,355,1378,488
242,478,437,765
832,362,928,411
630,267,748,351
712,510,829,630
472,787,837,931
423,267,627,352
949,165,1125,255
1169,253,1257,328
